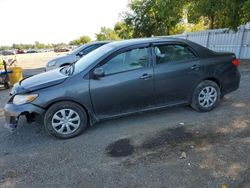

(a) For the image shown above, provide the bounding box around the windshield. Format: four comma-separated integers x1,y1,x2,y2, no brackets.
68,44,87,55
73,44,116,74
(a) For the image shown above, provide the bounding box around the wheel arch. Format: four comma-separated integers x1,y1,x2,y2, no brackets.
189,77,221,103
203,77,221,89
44,99,97,126
60,63,71,67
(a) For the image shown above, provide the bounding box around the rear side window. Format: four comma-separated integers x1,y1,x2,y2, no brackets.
154,44,196,64
101,47,149,75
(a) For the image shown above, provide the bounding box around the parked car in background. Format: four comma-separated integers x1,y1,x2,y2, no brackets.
41,49,53,53
54,47,70,53
26,49,38,53
4,38,240,139
1,50,16,56
16,50,26,54
46,41,110,71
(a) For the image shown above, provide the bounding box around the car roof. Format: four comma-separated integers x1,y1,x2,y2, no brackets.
106,37,213,57
108,37,188,47
88,41,112,45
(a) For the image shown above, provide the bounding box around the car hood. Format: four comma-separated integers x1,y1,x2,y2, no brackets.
12,68,68,94
48,54,76,64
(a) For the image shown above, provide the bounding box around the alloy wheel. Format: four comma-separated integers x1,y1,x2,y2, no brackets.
198,86,218,108
51,109,81,135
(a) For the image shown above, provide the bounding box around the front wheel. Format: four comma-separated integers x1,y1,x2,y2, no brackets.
44,101,88,139
191,80,221,112
4,82,9,89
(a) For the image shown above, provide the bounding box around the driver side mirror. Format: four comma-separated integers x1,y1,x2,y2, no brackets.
93,67,105,79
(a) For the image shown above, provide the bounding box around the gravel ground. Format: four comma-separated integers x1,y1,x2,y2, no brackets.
0,66,250,188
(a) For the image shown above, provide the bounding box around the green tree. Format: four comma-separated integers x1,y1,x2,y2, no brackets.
12,43,34,50
0,45,11,50
95,27,120,41
223,0,250,30
124,0,185,37
52,43,67,49
188,0,250,30
35,41,46,49
2,43,54,50
187,0,224,29
69,35,91,45
241,0,250,23
12,44,22,50
114,22,134,39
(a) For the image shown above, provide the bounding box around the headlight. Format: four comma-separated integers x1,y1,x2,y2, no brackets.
13,94,38,105
47,60,56,67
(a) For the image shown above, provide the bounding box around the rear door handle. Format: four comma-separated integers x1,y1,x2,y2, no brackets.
140,74,152,80
190,64,200,70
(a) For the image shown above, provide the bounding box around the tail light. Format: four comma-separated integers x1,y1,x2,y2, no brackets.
232,58,240,67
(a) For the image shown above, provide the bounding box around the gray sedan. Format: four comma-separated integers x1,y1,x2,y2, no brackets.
46,41,110,71
4,38,240,139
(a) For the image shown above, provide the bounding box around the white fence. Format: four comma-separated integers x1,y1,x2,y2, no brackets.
171,26,250,59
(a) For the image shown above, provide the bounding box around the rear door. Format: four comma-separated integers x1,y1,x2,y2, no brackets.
89,45,155,119
153,42,203,106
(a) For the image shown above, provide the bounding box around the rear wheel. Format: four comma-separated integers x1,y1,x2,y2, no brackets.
191,80,221,112
44,101,88,139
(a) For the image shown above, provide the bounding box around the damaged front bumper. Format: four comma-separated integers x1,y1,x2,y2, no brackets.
4,103,45,130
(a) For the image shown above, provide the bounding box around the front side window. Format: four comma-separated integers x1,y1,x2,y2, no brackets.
101,47,149,75
154,44,196,64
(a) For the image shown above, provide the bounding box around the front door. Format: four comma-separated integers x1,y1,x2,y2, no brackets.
89,46,155,119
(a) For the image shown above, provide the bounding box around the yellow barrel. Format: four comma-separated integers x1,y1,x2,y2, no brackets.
0,59,3,69
8,67,23,86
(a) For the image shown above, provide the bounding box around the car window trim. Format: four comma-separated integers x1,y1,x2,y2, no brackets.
90,43,152,78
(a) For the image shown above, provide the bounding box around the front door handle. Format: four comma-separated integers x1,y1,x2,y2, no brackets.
190,64,200,70
140,74,152,80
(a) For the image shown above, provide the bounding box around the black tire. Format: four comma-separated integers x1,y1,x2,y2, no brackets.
44,101,88,139
4,82,9,89
191,80,221,112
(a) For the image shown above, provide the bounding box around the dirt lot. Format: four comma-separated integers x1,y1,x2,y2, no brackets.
0,57,250,188
2,52,66,77
4,52,65,69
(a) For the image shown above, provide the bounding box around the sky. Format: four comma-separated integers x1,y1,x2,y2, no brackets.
0,0,129,45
